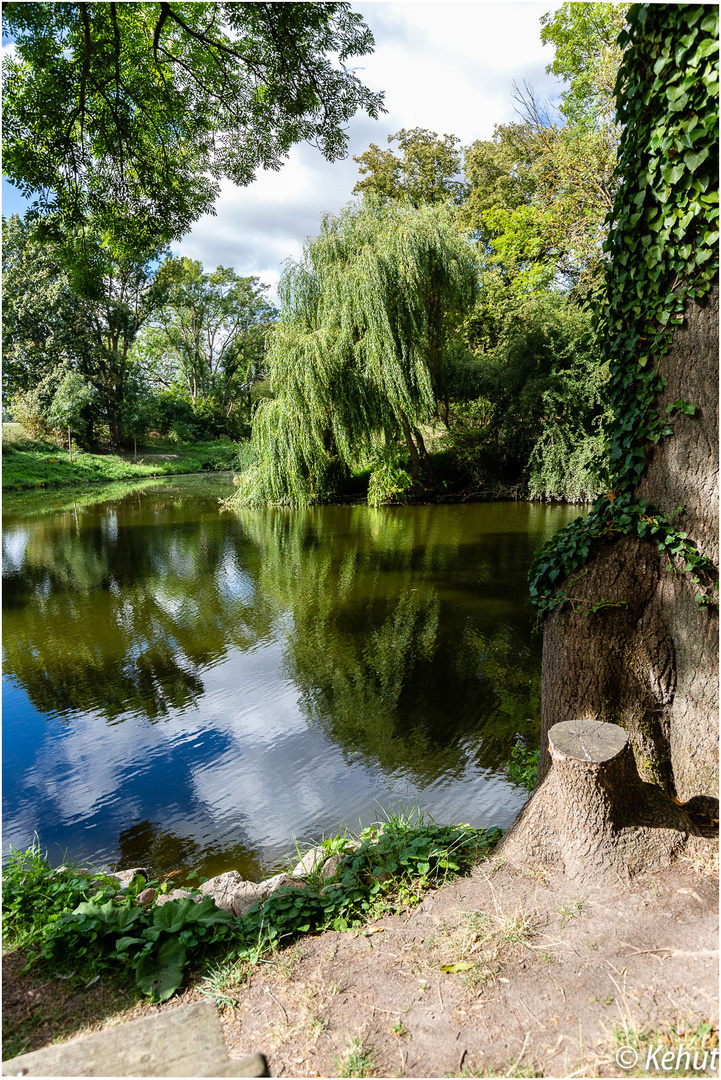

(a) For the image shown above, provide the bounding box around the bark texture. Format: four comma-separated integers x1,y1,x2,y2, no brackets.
502,286,718,882
501,720,698,884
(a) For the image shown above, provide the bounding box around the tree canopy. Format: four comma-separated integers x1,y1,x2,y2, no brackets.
352,127,467,208
3,213,164,445
459,3,629,294
2,2,385,246
135,257,276,410
231,199,478,507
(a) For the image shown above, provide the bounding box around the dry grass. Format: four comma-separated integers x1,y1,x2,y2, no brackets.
681,838,719,878
428,900,537,991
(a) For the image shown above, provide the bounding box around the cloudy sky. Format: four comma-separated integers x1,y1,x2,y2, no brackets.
2,2,562,302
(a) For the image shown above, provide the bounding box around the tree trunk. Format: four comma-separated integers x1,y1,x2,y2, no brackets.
68,424,73,463
400,415,422,485
413,425,438,486
501,720,698,883
501,284,719,880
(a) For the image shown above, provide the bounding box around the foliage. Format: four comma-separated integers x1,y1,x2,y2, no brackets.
232,816,502,958
540,2,629,129
135,257,276,412
459,4,629,295
2,438,238,492
445,293,609,500
530,3,719,615
3,3,385,247
503,742,540,792
4,818,502,1003
367,447,414,507
2,841,103,951
230,200,477,507
2,214,165,447
3,843,233,1002
46,371,94,436
2,215,93,402
9,369,65,444
353,127,467,207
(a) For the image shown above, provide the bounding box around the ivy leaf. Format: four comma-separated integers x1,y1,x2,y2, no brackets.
684,148,710,172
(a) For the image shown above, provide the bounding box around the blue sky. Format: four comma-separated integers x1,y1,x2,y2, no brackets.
2,2,561,301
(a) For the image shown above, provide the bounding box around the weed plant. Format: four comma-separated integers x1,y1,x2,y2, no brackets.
3,815,501,1004
503,742,539,792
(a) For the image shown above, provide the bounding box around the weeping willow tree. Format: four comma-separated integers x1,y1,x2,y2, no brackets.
229,199,478,507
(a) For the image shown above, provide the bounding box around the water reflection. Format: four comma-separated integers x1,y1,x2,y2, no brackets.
2,476,580,877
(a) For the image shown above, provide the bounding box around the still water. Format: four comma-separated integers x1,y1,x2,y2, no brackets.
2,475,580,879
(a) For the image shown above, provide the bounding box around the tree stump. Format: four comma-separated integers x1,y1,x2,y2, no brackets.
500,719,699,884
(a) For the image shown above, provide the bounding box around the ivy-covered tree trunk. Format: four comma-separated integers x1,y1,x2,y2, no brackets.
503,4,718,880
537,285,719,801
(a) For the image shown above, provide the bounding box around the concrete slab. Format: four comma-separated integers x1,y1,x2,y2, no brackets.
1,1000,267,1077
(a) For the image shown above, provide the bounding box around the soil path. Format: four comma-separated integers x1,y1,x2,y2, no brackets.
3,851,717,1077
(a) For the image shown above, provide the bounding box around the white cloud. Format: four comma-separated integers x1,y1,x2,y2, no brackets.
3,4,563,301
175,2,562,301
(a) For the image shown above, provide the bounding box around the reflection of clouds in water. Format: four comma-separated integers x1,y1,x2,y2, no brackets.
216,554,255,603
2,527,29,572
5,632,527,870
21,710,205,823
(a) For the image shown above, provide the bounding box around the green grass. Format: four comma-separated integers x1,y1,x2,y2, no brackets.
2,436,239,492
336,1036,375,1078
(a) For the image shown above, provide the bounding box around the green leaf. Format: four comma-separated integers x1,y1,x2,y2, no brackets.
684,148,710,172
135,937,187,1001
440,962,475,973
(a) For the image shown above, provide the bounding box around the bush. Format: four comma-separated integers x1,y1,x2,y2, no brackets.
148,390,196,438
367,445,414,507
441,397,496,484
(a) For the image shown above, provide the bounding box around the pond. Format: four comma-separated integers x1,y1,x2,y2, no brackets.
2,475,581,880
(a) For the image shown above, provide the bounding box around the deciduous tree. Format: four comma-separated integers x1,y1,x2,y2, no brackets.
3,2,385,246
352,127,467,208
135,257,276,413
230,200,477,507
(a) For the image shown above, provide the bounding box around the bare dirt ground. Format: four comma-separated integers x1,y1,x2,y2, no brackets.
3,844,717,1078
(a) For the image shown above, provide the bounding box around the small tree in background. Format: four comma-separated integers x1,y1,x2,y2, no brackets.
46,370,94,461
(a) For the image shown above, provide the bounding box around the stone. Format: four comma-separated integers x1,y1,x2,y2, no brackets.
319,854,345,882
136,888,157,905
155,889,194,906
291,845,327,877
262,873,308,895
226,881,270,918
1,1000,231,1076
199,871,246,913
200,1055,269,1077
110,867,149,888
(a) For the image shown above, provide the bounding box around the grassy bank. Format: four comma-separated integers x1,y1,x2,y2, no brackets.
2,432,238,492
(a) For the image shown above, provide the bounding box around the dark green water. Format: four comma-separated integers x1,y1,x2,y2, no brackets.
2,474,580,879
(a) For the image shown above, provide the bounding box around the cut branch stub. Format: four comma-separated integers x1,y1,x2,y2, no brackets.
500,719,700,884
548,720,640,880
548,719,628,764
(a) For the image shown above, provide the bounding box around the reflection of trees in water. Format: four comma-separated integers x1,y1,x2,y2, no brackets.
116,819,265,881
2,494,274,721
235,506,541,780
4,496,541,779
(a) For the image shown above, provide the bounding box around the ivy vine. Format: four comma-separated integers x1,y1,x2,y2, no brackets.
530,3,719,617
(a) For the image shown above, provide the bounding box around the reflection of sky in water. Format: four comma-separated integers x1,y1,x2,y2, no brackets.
3,636,522,875
2,478,581,878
